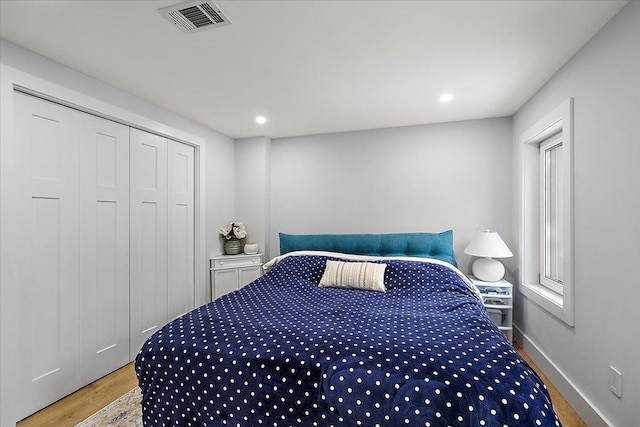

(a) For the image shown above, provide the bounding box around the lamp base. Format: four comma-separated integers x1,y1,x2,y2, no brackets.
471,258,505,282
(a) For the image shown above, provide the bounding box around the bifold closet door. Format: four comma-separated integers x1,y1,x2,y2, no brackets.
8,93,81,419
168,141,195,320
3,92,195,424
129,131,196,359
5,93,132,420
78,116,130,385
129,129,169,358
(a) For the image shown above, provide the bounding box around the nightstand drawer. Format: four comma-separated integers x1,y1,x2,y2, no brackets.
212,255,262,270
482,295,512,306
486,307,512,328
474,283,512,296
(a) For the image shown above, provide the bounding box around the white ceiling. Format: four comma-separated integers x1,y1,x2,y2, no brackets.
0,0,628,139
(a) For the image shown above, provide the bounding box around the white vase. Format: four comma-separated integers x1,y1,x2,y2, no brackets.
244,242,258,255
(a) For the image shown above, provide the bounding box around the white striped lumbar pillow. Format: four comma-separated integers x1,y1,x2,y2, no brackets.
319,260,387,292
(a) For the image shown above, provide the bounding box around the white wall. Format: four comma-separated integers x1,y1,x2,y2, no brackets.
269,118,514,271
512,2,640,426
235,136,271,256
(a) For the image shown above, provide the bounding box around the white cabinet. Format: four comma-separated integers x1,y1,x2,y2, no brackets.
210,254,263,300
470,277,513,343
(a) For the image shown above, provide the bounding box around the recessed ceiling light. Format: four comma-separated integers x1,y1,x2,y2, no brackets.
439,93,454,102
255,116,267,124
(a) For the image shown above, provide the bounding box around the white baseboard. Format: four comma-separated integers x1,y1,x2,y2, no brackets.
513,326,613,427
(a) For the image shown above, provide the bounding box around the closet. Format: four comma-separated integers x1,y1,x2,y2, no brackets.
129,128,195,359
3,92,195,421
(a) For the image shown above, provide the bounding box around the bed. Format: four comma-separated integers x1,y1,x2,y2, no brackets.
136,231,562,426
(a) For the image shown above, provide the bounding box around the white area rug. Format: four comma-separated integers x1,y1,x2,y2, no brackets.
75,388,142,427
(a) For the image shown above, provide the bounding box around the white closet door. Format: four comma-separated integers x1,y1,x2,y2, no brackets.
168,141,195,320
2,93,198,424
9,93,81,418
78,116,130,384
129,129,168,359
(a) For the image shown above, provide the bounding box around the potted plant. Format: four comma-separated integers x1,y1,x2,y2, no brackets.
219,221,247,255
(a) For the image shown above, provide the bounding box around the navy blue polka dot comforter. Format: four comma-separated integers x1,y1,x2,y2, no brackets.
136,254,561,427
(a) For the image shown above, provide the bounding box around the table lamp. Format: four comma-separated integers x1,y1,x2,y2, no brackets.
464,230,513,282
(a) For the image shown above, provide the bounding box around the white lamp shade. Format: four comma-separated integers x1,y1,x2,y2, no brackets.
464,230,513,258
465,230,513,282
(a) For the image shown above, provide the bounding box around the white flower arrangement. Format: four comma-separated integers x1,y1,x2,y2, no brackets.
219,221,247,240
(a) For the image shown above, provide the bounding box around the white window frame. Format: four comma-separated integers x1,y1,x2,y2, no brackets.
519,99,574,326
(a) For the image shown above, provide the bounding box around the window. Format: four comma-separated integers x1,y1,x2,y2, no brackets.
540,134,564,294
520,99,574,326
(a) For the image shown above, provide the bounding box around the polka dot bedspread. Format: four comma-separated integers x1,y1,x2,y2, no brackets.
135,254,561,426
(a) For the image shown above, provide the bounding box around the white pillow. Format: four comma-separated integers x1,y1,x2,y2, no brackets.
319,260,387,292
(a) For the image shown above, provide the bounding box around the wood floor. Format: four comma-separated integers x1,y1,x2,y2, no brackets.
18,346,586,427
16,363,138,427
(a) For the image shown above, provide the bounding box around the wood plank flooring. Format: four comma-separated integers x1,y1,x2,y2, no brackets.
18,347,585,426
17,363,138,427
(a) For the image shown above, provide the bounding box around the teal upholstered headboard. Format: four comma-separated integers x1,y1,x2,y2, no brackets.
279,231,457,267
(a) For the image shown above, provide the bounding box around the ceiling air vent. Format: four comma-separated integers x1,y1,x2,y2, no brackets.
159,1,231,33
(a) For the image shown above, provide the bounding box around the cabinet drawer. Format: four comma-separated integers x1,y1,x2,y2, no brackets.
212,255,262,269
486,307,512,327
482,295,512,306
475,284,512,296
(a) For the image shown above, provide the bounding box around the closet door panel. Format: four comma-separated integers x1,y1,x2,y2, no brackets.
130,128,168,359
11,93,80,419
79,116,130,383
168,141,195,320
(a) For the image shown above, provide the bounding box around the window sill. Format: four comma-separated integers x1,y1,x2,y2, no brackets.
520,281,574,327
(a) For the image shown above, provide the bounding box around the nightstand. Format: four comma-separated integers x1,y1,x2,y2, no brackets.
470,276,513,343
210,254,263,300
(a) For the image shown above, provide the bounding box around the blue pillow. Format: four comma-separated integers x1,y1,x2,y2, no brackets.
279,231,457,267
